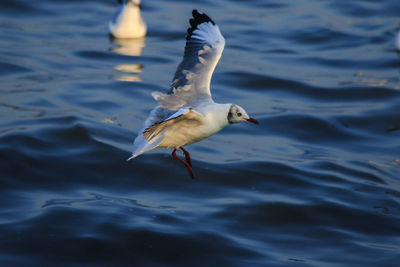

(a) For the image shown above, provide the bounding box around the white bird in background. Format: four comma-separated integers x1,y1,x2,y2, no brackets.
127,10,259,178
396,30,400,51
109,0,146,39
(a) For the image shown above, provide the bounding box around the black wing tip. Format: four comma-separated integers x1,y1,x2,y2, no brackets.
186,9,215,40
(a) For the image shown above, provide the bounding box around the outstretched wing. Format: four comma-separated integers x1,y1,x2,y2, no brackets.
152,10,225,110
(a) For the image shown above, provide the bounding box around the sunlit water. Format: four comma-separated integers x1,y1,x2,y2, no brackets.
1,0,400,265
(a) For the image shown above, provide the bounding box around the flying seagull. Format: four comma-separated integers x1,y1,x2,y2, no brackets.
127,10,259,178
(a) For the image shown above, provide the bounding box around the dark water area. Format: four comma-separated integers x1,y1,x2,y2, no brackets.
1,0,400,266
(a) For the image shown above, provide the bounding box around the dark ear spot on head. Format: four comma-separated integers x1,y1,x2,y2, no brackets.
227,111,233,123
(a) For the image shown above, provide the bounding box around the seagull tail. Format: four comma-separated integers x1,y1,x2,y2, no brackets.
126,134,163,162
126,154,137,162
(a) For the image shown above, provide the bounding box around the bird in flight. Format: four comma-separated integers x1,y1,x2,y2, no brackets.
127,10,259,178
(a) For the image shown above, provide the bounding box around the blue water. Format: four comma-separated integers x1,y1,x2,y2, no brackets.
1,0,400,266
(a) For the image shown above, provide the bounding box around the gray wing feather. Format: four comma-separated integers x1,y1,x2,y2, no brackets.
152,10,225,110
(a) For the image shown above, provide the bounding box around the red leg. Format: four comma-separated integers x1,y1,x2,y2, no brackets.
180,147,192,167
172,148,194,179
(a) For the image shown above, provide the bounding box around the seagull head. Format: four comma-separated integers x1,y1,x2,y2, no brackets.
228,104,259,124
118,0,141,6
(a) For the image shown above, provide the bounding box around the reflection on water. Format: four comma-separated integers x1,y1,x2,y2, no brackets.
110,37,146,57
110,37,146,82
114,63,143,82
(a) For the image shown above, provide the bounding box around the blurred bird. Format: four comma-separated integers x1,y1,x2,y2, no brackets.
109,0,146,38
127,10,258,178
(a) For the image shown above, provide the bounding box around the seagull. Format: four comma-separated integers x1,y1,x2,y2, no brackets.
396,30,400,51
127,10,259,178
109,0,146,39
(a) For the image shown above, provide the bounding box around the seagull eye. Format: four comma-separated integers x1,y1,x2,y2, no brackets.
237,112,242,117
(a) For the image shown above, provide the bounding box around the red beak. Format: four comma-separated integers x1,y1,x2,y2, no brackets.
246,117,259,124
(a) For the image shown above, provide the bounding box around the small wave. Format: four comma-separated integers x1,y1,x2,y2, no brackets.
0,61,32,76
